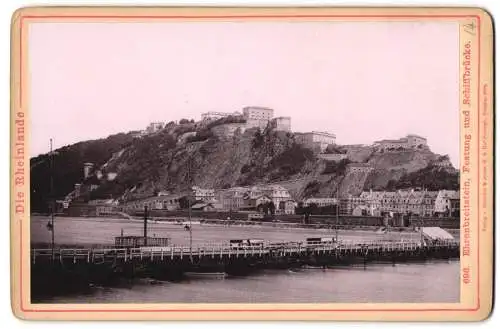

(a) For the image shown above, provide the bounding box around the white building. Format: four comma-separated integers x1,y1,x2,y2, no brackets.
295,131,336,152
434,190,460,215
217,184,295,214
192,186,216,202
270,117,291,132
259,185,293,214
243,106,274,121
146,122,164,134
243,106,274,130
83,162,94,179
217,187,247,210
373,134,428,150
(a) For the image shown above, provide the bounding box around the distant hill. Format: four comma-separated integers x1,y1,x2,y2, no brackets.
30,122,459,212
30,132,135,212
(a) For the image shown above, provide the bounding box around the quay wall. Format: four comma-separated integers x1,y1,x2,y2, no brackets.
127,209,460,229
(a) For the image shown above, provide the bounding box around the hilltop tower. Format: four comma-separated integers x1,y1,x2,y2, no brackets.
83,162,94,179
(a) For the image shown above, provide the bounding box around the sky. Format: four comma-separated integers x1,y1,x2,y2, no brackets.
29,21,459,166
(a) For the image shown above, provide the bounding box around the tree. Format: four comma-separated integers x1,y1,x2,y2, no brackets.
164,121,176,129
179,118,190,124
268,201,276,216
30,132,135,212
178,196,192,209
304,212,310,224
324,144,346,154
257,204,264,213
240,164,252,174
186,129,214,143
252,130,264,149
302,205,314,224
308,203,319,215
322,159,351,175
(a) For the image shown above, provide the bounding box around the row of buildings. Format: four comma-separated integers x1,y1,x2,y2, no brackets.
62,154,457,219
343,189,460,218
120,185,297,215
115,184,459,219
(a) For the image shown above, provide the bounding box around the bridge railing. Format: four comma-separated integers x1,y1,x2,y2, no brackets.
30,238,459,264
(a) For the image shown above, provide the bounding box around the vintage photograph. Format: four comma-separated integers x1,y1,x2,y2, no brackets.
27,18,463,304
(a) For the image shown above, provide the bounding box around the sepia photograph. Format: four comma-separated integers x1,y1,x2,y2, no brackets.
26,17,464,305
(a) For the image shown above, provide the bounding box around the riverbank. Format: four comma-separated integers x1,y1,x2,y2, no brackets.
31,216,459,248
48,214,460,234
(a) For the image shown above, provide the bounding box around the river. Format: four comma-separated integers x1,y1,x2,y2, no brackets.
31,216,460,303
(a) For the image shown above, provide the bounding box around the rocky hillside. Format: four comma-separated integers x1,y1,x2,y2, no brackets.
30,121,459,212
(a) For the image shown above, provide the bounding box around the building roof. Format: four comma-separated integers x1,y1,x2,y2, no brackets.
375,134,427,144
297,131,336,138
88,199,116,205
342,144,365,148
439,190,460,200
422,227,455,241
375,139,407,144
407,134,427,140
348,163,373,168
127,194,181,204
192,186,215,192
191,203,213,209
243,106,273,111
202,111,240,116
304,198,338,204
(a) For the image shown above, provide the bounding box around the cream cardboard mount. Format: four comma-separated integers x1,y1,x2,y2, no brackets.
10,6,494,321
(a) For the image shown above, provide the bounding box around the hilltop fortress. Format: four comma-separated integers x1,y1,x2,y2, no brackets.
139,105,429,156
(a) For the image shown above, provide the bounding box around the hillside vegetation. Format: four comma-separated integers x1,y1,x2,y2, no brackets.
30,122,458,212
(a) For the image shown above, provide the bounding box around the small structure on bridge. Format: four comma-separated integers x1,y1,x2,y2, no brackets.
114,236,170,248
421,227,455,244
114,205,171,248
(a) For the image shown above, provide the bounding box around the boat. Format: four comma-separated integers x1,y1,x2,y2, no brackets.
302,265,326,270
183,272,228,279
